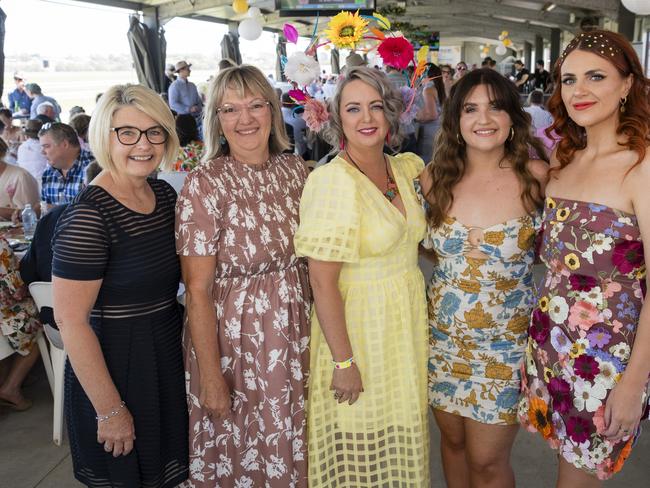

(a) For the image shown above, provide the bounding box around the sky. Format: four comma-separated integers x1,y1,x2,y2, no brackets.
2,0,229,57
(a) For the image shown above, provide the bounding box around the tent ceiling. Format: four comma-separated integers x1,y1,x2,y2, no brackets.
75,0,622,44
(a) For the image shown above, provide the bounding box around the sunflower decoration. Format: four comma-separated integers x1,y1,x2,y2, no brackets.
528,396,554,440
325,10,369,50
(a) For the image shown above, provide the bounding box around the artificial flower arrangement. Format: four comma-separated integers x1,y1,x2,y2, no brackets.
281,10,434,132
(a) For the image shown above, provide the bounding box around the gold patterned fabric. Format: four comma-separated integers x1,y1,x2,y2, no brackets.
295,153,430,487
421,207,542,425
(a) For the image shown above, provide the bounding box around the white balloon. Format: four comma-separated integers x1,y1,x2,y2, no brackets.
247,6,262,18
495,44,507,56
622,0,650,15
239,18,262,41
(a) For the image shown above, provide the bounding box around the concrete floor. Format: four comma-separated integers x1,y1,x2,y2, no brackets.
0,364,647,488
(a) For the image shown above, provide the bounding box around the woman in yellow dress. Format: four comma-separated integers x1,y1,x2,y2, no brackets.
294,66,429,487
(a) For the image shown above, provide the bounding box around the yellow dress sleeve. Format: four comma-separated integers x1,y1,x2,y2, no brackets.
392,152,425,180
294,162,360,263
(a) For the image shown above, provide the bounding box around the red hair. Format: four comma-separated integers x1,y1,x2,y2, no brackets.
546,30,650,171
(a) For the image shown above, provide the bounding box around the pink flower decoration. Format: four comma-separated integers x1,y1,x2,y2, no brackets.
288,89,307,103
303,98,330,132
377,35,414,70
569,273,597,291
566,415,592,443
612,240,643,275
568,301,601,332
593,405,606,435
602,279,622,298
283,23,299,44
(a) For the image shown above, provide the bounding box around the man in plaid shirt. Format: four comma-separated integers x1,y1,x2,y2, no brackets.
39,123,93,205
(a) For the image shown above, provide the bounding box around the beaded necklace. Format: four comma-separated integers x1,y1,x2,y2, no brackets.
344,151,399,202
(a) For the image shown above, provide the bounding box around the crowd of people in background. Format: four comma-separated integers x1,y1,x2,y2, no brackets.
0,26,648,488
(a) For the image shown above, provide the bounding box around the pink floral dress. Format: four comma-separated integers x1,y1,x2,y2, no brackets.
519,197,648,480
175,154,311,488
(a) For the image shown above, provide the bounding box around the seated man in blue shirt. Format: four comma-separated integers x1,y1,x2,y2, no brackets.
38,123,93,205
25,83,61,120
8,72,32,115
168,60,203,121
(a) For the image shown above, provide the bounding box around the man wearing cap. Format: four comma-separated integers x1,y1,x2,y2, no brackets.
168,60,202,121
8,72,32,115
25,83,61,120
17,119,49,181
38,123,93,205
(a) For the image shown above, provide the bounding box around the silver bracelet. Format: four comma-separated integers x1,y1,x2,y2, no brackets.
96,401,126,423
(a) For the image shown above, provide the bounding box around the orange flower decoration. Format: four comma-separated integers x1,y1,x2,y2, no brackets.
612,437,634,474
528,397,554,440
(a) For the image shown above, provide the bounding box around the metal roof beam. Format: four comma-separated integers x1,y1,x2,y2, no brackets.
66,0,144,10
402,1,572,26
158,0,230,22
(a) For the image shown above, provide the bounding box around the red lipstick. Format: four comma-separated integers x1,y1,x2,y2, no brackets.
573,102,596,111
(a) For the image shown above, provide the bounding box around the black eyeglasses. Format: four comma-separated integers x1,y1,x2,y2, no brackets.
110,126,168,145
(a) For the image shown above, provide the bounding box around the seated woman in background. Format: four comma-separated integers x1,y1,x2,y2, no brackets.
69,113,91,152
0,108,22,164
173,113,203,171
52,84,188,488
0,138,40,221
419,68,548,488
0,236,41,412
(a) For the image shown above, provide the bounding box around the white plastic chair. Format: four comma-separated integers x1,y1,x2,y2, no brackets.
29,281,66,446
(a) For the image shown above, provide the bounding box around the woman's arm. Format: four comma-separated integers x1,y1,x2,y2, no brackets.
308,258,363,405
602,158,650,441
53,276,135,457
181,255,231,418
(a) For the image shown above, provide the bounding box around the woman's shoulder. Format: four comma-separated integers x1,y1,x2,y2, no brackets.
527,158,550,183
391,152,425,179
307,155,356,184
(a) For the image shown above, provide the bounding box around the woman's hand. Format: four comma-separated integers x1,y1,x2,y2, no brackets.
602,377,645,442
199,375,231,419
97,406,136,457
330,363,364,405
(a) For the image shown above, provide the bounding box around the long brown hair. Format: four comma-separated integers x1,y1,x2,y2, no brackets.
547,30,650,170
425,68,547,228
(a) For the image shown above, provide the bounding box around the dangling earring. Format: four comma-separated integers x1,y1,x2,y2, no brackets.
620,96,627,113
339,138,345,150
456,133,464,145
219,134,226,145
508,127,515,141
385,132,390,145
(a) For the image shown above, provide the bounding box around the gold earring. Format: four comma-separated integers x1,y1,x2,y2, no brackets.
508,127,515,141
456,133,464,145
620,96,627,114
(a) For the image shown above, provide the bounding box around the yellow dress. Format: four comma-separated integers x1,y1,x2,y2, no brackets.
295,153,430,488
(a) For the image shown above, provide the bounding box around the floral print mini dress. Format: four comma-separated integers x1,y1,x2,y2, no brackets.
416,185,542,425
519,197,649,480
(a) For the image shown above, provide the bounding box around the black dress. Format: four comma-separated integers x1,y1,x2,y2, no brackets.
52,179,188,488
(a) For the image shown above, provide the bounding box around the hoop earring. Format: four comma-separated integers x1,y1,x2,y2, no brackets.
620,96,627,114
456,133,464,145
508,127,515,141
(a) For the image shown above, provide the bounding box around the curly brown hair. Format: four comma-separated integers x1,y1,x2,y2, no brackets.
547,30,650,171
425,68,548,228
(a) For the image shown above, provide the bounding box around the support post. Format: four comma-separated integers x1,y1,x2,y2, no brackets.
550,28,561,72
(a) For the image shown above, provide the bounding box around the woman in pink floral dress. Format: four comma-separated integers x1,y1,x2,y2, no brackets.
519,30,650,485
175,65,311,488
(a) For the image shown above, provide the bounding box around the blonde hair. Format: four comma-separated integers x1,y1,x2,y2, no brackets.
89,84,179,172
325,66,403,149
203,64,290,162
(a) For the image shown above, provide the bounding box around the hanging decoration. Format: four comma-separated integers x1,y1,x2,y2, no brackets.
232,0,249,15
280,10,439,132
621,0,650,15
496,30,514,56
239,17,262,40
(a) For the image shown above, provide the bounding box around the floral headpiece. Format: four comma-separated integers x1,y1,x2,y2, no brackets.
282,10,433,132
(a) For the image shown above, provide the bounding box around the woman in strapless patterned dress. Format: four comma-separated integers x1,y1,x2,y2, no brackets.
418,68,549,487
518,30,650,486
